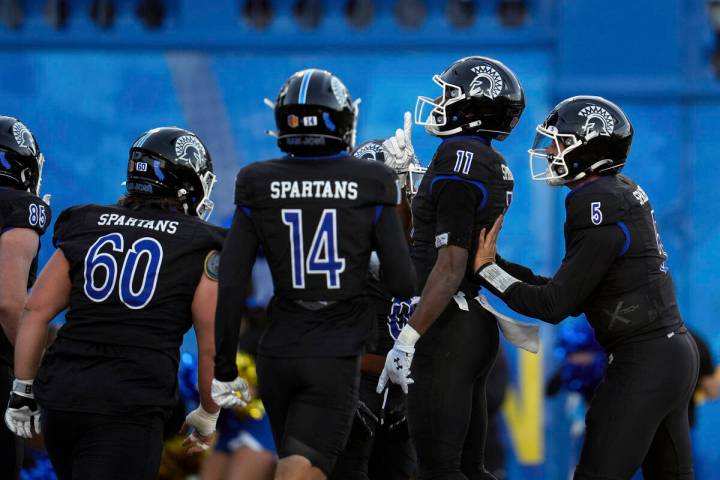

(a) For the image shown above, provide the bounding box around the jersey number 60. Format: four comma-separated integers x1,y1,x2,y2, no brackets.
84,232,164,309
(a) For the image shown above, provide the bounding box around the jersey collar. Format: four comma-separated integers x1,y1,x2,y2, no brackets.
440,135,492,146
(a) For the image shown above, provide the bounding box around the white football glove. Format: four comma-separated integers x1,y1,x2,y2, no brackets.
211,377,252,409
4,379,41,439
182,406,220,453
382,111,418,177
377,325,421,394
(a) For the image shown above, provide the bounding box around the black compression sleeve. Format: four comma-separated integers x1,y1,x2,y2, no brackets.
496,255,551,286
214,209,259,381
480,226,624,324
373,206,416,299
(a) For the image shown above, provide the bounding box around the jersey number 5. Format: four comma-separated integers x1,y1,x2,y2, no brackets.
84,232,164,309
281,209,346,289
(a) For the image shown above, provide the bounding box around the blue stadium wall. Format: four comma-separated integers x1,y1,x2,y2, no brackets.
0,0,718,477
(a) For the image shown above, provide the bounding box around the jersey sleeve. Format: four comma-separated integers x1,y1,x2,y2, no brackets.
476,225,625,324
367,161,401,206
234,165,256,208
52,206,80,249
215,208,259,381
565,187,627,232
2,194,51,236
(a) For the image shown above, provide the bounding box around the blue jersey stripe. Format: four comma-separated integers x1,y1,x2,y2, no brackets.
617,221,631,256
429,174,488,210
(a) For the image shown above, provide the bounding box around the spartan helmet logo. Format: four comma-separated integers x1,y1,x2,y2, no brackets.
353,142,384,162
174,135,207,171
330,76,348,107
578,105,615,139
469,65,504,99
12,122,36,155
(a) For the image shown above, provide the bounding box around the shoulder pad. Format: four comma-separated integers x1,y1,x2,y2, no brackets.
361,159,401,206
234,161,268,207
565,179,628,230
430,138,503,182
1,190,52,235
204,250,221,281
52,205,85,247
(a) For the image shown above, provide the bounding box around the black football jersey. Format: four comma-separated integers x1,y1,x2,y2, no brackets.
0,187,51,366
34,204,225,415
235,155,400,301
564,175,682,346
411,136,514,290
480,175,683,350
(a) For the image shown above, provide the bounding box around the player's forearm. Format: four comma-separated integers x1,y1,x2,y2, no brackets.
374,207,416,298
13,310,49,380
0,297,24,345
197,348,220,413
214,283,248,381
409,248,466,335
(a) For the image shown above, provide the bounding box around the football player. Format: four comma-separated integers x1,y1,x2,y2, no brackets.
0,116,50,480
4,127,234,480
473,96,699,479
378,56,525,480
329,137,424,480
212,69,416,480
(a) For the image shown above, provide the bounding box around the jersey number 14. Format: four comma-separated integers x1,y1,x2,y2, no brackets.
282,209,346,289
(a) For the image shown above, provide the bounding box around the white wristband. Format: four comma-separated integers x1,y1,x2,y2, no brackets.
12,379,34,397
397,325,420,347
477,263,520,294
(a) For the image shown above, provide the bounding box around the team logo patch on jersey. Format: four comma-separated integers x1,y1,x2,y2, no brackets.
12,122,36,155
435,232,449,248
353,142,384,161
469,65,504,99
578,105,615,139
174,135,206,171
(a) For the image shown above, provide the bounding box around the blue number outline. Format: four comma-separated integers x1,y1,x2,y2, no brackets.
119,237,164,309
84,232,124,303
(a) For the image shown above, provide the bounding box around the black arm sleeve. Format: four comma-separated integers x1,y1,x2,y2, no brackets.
482,226,625,324
496,254,551,286
214,209,259,381
433,180,484,250
373,206,416,299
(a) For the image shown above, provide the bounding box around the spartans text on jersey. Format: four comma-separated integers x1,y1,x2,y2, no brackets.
97,213,179,234
270,180,358,200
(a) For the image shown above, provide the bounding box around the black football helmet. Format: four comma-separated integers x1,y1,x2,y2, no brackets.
127,127,216,220
274,68,358,156
0,116,44,195
529,96,633,185
352,139,426,196
414,56,525,140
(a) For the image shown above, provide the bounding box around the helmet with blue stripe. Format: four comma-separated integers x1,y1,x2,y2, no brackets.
274,69,358,156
